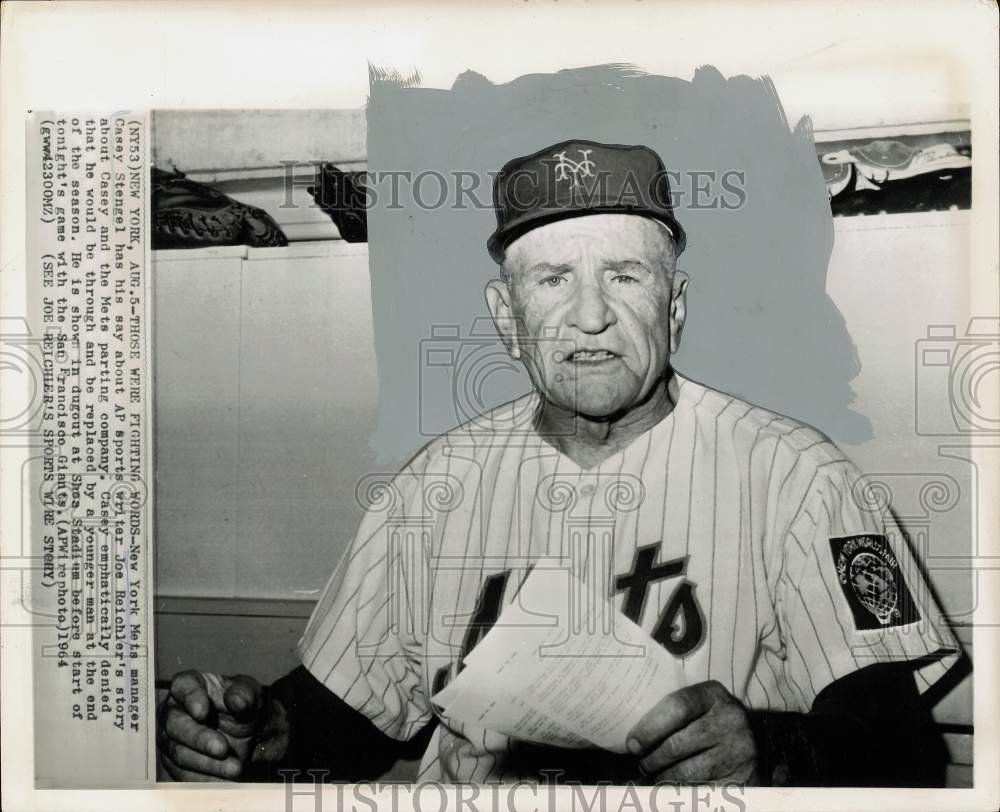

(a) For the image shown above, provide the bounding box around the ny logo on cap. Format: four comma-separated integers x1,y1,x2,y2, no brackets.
553,148,596,190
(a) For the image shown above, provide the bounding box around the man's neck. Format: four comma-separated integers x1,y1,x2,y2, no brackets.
535,371,680,469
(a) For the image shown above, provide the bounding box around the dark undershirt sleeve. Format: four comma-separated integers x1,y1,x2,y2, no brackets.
511,661,950,786
747,660,949,786
250,665,434,783
253,661,947,786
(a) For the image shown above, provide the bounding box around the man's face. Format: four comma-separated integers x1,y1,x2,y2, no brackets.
485,214,688,419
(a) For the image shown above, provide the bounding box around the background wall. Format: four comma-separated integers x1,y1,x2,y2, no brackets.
154,241,386,599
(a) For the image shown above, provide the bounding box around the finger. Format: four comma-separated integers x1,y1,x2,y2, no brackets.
163,701,230,758
160,751,230,783
222,674,262,723
163,739,243,780
639,715,714,775
654,746,724,785
628,682,717,754
169,670,210,722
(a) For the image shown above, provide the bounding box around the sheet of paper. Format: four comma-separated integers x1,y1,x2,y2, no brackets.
432,560,685,752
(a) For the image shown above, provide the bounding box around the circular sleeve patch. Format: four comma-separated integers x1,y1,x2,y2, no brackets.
829,534,921,630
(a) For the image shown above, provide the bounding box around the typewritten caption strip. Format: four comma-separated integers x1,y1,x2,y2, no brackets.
26,111,155,788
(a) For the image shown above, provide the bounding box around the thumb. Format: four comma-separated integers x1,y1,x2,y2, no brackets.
219,674,263,727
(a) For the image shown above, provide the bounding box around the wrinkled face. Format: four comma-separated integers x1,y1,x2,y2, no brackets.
485,214,688,419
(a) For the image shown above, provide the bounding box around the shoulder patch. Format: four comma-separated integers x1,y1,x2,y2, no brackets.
829,534,920,630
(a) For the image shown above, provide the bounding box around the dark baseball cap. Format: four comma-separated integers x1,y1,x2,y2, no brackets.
486,138,687,263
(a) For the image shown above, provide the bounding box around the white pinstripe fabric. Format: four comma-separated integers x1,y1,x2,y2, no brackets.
297,373,959,782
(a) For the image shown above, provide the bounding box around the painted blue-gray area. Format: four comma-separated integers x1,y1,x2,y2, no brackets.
365,64,871,463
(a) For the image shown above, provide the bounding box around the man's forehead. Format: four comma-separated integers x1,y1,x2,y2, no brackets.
506,214,673,267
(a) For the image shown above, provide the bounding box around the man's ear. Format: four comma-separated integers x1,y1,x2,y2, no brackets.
485,279,522,359
668,271,689,354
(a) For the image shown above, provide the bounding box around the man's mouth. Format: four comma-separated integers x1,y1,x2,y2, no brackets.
567,349,617,363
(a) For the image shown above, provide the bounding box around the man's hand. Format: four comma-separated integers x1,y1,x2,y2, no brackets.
627,680,758,785
157,670,287,782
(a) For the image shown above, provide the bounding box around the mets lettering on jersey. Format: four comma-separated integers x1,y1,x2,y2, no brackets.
297,375,957,782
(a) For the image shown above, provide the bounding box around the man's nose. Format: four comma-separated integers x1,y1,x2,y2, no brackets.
565,279,616,334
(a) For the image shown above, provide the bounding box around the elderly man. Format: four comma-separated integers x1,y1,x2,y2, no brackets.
158,139,957,786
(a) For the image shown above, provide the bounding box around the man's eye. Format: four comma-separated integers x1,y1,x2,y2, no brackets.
542,276,566,288
612,274,639,284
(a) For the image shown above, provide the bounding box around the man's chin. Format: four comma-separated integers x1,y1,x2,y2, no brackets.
545,391,636,421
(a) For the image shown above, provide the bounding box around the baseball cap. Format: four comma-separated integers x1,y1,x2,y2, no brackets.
486,138,687,263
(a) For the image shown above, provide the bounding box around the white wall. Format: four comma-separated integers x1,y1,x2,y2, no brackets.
829,212,978,629
154,242,391,600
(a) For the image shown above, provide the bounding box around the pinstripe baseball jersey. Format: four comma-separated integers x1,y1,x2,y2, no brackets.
297,372,958,783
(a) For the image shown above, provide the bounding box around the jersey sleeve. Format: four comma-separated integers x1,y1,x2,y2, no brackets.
296,466,434,740
774,457,960,709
